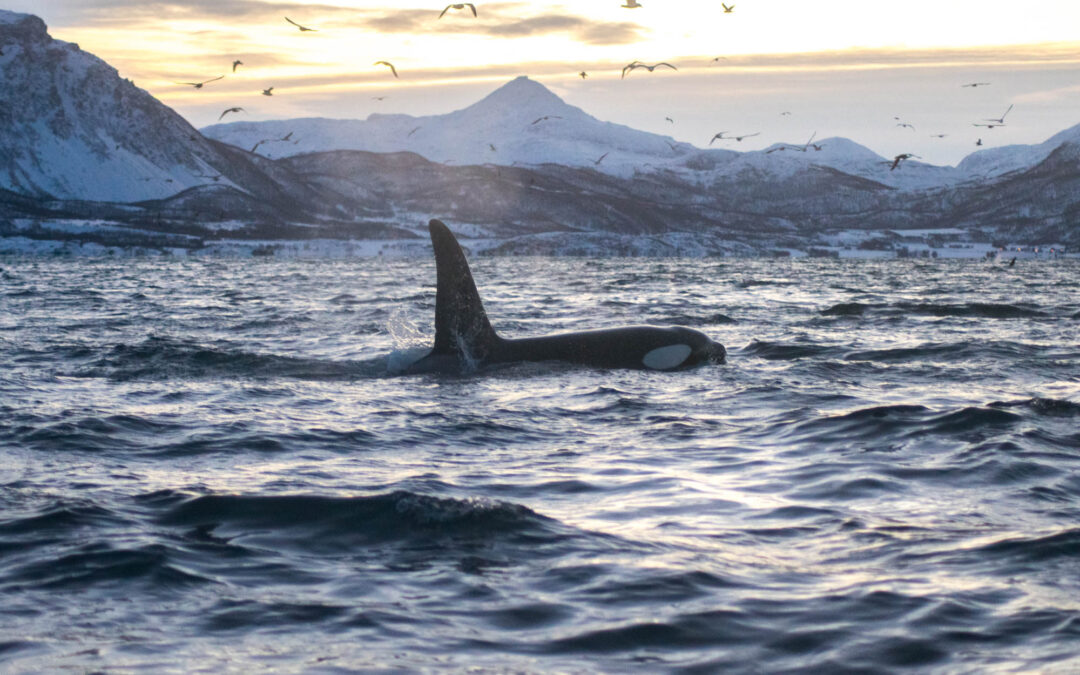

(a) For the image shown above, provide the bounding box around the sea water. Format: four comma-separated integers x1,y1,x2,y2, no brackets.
1,256,1078,672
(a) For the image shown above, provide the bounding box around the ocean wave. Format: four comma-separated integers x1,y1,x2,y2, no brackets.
6,543,213,590
989,397,1080,417
822,301,1050,319
844,340,1035,362
17,414,189,453
156,490,579,552
654,312,737,326
79,336,383,381
739,339,841,360
782,403,1022,446
969,528,1080,564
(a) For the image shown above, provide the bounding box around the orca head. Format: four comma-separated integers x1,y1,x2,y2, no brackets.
642,327,726,370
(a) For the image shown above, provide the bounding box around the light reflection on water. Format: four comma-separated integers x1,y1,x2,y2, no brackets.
0,256,1078,672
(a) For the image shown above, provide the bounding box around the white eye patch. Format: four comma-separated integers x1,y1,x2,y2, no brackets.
642,344,692,370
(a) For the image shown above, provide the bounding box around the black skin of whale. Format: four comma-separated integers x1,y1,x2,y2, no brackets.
405,219,726,373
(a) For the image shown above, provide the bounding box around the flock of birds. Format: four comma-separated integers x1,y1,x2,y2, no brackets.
173,3,1019,173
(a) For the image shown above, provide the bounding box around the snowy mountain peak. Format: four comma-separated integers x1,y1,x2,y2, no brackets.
0,9,46,37
467,76,567,115
0,11,284,202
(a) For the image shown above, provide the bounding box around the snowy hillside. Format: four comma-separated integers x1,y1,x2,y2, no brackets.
957,122,1080,179
202,76,705,179
0,10,255,202
202,76,994,191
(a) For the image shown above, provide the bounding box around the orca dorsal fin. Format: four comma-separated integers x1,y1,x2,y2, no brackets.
427,219,499,361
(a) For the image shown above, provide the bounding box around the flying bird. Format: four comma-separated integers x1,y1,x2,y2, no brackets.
984,104,1013,124
708,132,728,145
218,107,244,120
251,139,268,153
896,122,916,131
285,17,317,31
767,131,816,153
665,117,674,123
731,132,760,142
489,143,497,152
962,82,990,88
594,152,609,165
780,111,791,116
531,115,562,125
438,3,477,18
407,126,421,137
375,61,398,78
280,132,293,142
930,133,948,138
976,138,983,146
889,153,918,171
622,61,677,78
175,76,224,89
711,56,728,63
232,60,243,72
973,122,1004,129
622,0,642,7
722,3,735,12
372,96,388,101
262,87,274,96
579,71,587,79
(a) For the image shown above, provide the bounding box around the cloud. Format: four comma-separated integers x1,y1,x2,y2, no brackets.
358,6,645,45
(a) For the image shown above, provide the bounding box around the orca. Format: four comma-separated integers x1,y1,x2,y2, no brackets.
404,219,726,374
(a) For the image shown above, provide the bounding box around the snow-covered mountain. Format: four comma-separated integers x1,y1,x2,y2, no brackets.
0,10,291,203
203,76,1052,192
202,76,707,178
957,123,1080,179
1,9,1077,254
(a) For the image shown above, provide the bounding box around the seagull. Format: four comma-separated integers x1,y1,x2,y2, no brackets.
372,96,388,101
579,71,587,79
984,104,1013,124
711,56,728,63
622,61,677,78
531,115,562,125
251,139,269,153
280,132,293,142
375,61,398,78
489,143,496,152
962,82,990,88
896,122,916,131
175,76,224,89
973,122,1005,129
262,87,274,96
285,17,317,32
930,133,948,138
708,132,728,145
665,116,674,123
438,3,476,18
407,126,421,137
976,138,983,146
622,0,642,7
218,107,244,120
780,111,791,116
232,60,243,72
722,3,735,12
594,152,609,165
889,153,918,171
731,132,760,142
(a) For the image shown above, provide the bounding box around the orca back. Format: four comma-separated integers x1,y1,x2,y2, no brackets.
428,219,500,362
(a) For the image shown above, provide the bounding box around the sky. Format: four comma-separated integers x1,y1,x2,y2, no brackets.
10,1,1080,166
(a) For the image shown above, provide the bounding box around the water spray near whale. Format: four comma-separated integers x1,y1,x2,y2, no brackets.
403,219,726,374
